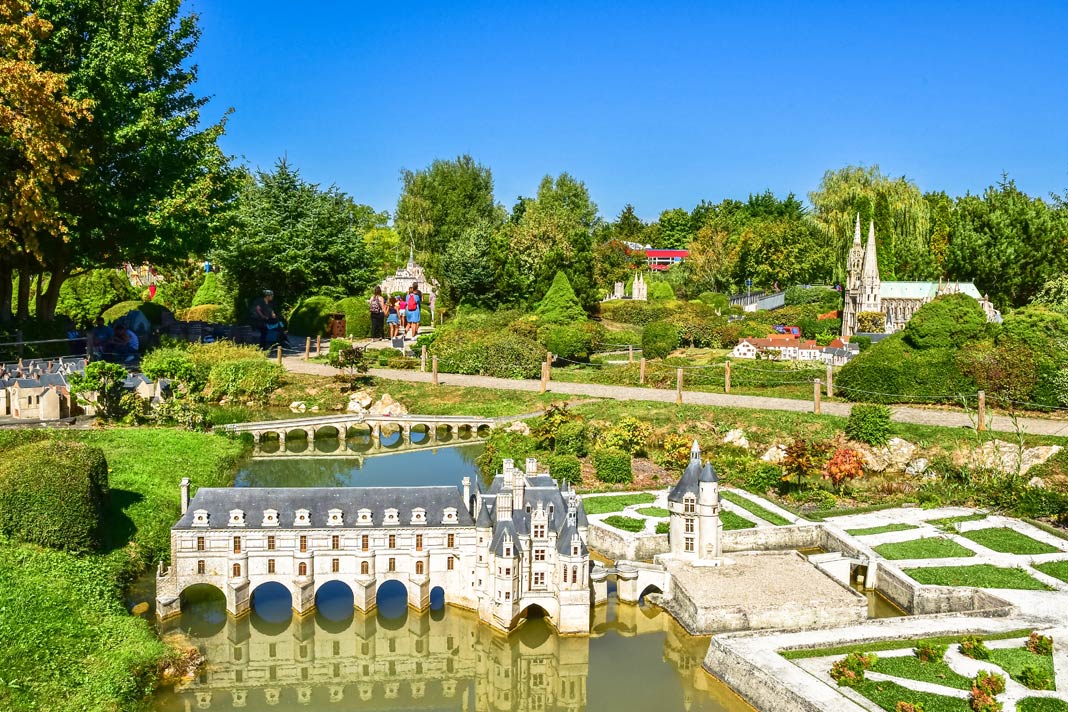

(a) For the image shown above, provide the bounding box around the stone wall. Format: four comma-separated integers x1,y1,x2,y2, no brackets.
586,523,668,561
876,564,1015,618
720,524,823,552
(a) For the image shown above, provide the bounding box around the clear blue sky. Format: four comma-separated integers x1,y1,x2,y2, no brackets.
188,0,1068,221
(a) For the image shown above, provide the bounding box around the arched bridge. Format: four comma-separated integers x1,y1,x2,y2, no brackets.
220,413,499,445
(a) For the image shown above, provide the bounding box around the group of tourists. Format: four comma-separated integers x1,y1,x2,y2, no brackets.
369,282,422,342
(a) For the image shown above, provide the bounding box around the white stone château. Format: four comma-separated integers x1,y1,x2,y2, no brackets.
380,247,436,304
666,441,721,562
841,214,1000,338
156,458,593,633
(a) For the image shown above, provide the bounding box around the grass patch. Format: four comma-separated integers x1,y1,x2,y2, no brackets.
925,513,988,528
1034,560,1068,583
987,647,1056,690
1018,698,1068,712
582,492,656,514
869,654,972,690
721,491,792,525
846,523,919,536
635,506,670,518
656,521,669,534
850,678,970,712
873,537,976,561
1022,518,1068,542
805,502,912,522
722,510,758,530
780,630,1034,660
960,527,1060,555
0,428,246,712
603,515,647,533
903,564,1052,590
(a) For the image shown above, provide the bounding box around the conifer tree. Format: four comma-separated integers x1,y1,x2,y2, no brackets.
535,271,586,324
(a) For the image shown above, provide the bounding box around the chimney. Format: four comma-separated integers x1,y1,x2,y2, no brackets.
502,458,514,475
180,477,191,514
462,477,471,512
525,457,538,475
496,492,513,521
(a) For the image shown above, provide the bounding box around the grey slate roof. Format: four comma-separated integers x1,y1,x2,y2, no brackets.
668,441,704,503
175,486,473,530
476,466,589,552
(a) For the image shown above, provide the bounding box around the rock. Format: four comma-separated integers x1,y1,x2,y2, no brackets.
1029,476,1046,489
861,438,916,473
346,400,367,414
369,394,409,417
309,405,320,413
349,390,373,409
965,440,1062,476
761,445,786,464
905,458,929,477
723,429,749,449
289,401,306,413
506,421,531,436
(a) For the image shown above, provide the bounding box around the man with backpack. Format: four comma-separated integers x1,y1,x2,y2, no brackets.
406,283,422,340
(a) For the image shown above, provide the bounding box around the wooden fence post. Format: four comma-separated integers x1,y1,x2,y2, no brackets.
628,345,634,363
540,363,548,393
826,363,834,398
813,378,821,414
421,346,427,372
676,368,684,405
276,344,283,365
977,390,986,431
432,356,439,385
304,336,311,360
639,357,646,385
724,360,731,394
315,335,322,357
546,351,552,368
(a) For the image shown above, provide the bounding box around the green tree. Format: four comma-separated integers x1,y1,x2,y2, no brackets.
363,226,403,278
69,360,129,420
25,0,238,320
656,208,694,249
732,218,834,290
212,159,382,314
613,204,646,242
55,269,136,326
535,270,586,324
439,221,500,306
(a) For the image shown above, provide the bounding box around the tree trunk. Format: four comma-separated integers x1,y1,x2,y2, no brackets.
16,259,31,321
0,261,12,322
36,267,68,322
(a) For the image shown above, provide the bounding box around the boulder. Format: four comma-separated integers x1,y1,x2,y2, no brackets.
861,438,917,473
761,445,786,464
369,394,409,417
1028,476,1046,489
723,429,749,449
506,421,531,436
346,400,367,414
289,401,307,413
964,440,1061,476
905,458,930,477
349,390,373,409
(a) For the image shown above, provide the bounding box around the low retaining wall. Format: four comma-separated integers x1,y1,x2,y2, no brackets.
875,563,1014,617
586,523,668,561
721,524,823,552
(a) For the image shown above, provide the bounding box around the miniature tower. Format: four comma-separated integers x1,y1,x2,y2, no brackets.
842,214,865,338
666,441,721,561
859,220,881,316
697,459,721,560
631,272,648,301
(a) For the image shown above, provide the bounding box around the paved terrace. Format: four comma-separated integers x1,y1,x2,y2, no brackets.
283,358,1068,437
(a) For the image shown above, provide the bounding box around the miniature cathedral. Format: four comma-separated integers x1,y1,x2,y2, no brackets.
666,441,721,561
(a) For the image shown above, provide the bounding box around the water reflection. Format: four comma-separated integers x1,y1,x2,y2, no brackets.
154,585,752,712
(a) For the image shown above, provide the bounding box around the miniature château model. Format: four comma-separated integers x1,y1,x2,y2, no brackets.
156,458,592,633
603,271,648,302
380,246,437,306
841,214,1000,338
666,441,721,562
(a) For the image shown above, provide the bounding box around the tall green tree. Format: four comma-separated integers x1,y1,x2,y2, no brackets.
613,204,646,242
212,159,384,314
439,220,500,307
655,208,694,249
26,0,238,320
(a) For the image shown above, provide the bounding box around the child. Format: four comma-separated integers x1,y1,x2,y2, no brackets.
396,293,407,331
386,296,400,339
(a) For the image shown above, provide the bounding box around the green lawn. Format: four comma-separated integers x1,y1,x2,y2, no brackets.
869,654,973,690
720,491,792,526
636,506,670,518
722,510,758,530
779,630,1034,660
987,647,1056,690
903,564,1053,590
873,537,976,561
0,428,246,712
583,492,657,514
925,513,988,528
603,515,647,533
846,523,919,536
1018,698,1068,712
1034,560,1068,583
960,527,1060,555
850,678,970,712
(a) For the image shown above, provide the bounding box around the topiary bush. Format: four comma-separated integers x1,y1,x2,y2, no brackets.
846,404,892,445
179,304,232,323
56,269,138,326
914,641,948,663
0,440,109,552
431,329,543,379
206,359,283,401
535,271,586,324
547,454,582,485
554,421,589,457
593,448,633,484
288,296,338,336
540,324,594,361
140,346,200,389
829,652,876,687
1026,632,1054,656
648,281,675,301
334,296,372,339
904,293,989,350
959,636,991,660
642,320,679,359
192,271,230,307
598,300,670,326
836,333,976,404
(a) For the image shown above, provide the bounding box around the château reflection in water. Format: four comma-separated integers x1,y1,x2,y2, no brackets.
153,584,752,712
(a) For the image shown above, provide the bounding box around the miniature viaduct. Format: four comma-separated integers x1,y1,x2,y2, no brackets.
221,414,499,445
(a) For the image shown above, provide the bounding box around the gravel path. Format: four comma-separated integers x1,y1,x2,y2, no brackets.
283,358,1068,437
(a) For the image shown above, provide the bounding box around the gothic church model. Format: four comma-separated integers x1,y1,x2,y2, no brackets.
841,214,1000,338
156,458,592,633
666,441,722,562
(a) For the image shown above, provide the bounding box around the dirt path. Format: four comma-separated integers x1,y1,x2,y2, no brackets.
283,357,1068,437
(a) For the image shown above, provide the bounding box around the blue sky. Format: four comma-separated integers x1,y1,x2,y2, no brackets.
188,1,1068,220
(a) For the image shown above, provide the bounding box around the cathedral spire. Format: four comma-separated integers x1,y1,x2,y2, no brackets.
862,220,879,282
853,213,861,245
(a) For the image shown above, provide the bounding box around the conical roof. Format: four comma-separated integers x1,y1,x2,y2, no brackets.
668,440,703,502
699,462,718,483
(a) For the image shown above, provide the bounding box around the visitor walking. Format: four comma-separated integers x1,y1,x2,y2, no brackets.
396,293,407,331
386,296,400,339
369,286,386,340
406,283,422,340
250,289,277,348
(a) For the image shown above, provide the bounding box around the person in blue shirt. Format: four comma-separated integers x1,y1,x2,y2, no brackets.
405,283,422,340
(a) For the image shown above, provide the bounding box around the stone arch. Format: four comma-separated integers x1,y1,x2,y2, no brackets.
408,423,431,445
379,423,403,448
314,580,355,623
512,603,555,631
313,425,340,440
429,585,445,611
435,424,454,443
638,584,663,604
250,581,293,626
285,427,310,441
476,423,492,437
177,583,227,637
375,579,409,625
457,424,473,439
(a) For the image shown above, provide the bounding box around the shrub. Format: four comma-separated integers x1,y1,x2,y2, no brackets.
851,335,872,351
642,320,679,359
973,670,1005,696
857,311,886,333
895,703,926,712
829,652,876,687
697,291,730,313
667,310,721,348
782,438,830,489
847,404,892,445
599,416,653,455
152,397,211,430
837,333,976,404
914,641,948,663
540,324,594,361
288,296,338,336
603,515,646,532
656,433,693,470
547,454,582,485
555,421,589,457
179,303,232,323
431,329,544,379
649,281,675,301
959,636,990,660
1026,632,1053,656
998,305,1068,352
69,361,130,420
593,448,633,484
334,296,372,339
192,271,230,307
822,448,865,491
535,271,586,324
599,300,670,326
101,300,154,325
207,359,283,401
904,293,989,350
140,346,199,389
743,462,783,494
476,431,540,477
56,269,138,326
957,339,1038,403
1018,666,1054,691
0,440,109,551
186,341,264,386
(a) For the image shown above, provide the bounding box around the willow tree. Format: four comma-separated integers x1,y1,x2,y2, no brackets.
809,165,933,283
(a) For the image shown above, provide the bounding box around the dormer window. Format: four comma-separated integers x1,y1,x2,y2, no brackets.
357,508,372,526
262,509,279,526
684,495,695,514
295,509,311,526
442,507,457,524
228,509,246,527
384,508,399,525
192,509,209,527
327,509,343,526
410,508,426,525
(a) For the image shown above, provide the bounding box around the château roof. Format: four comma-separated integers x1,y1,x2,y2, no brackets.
668,440,717,502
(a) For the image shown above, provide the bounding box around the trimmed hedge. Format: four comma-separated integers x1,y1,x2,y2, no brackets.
642,320,679,359
903,293,989,350
535,271,586,324
334,296,372,339
593,448,633,484
554,421,589,457
836,333,976,404
599,300,670,326
547,454,582,485
288,296,337,337
540,324,594,361
846,404,892,445
0,440,109,551
56,269,137,326
207,359,283,401
431,329,543,379
102,300,167,325
191,272,229,307
179,304,231,323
